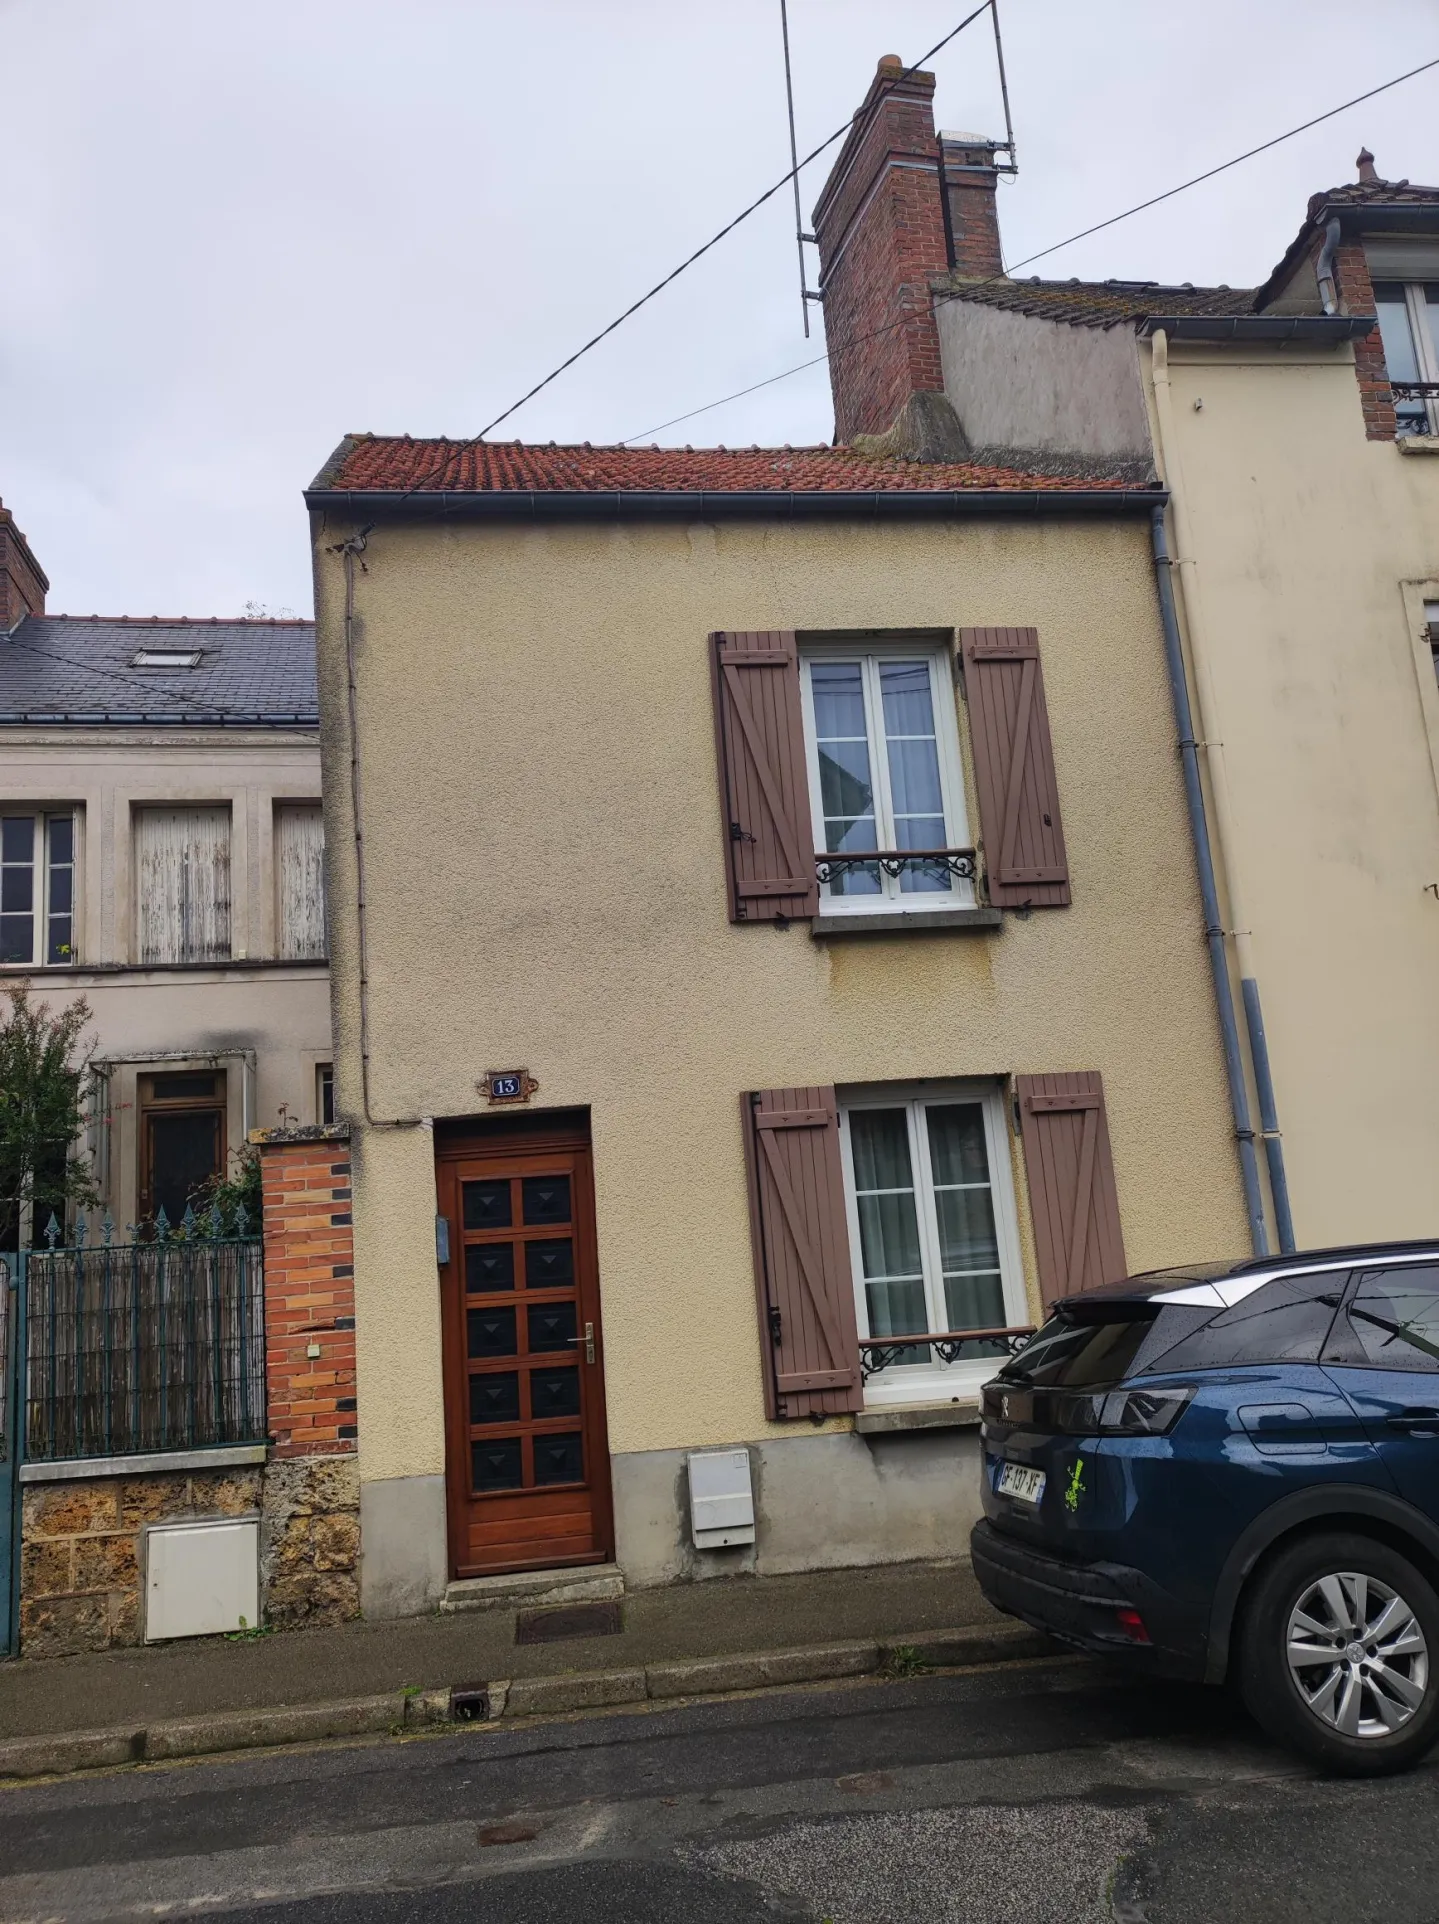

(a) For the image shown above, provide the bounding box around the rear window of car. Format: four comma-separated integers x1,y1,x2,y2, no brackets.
1140,1270,1346,1373
1003,1305,1207,1388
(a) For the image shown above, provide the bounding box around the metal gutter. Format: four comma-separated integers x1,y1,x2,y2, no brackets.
1138,315,1373,342
1149,329,1296,1254
1149,507,1268,1255
0,712,318,727
304,487,1167,522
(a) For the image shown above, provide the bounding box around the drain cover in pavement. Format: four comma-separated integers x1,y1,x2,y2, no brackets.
515,1599,624,1643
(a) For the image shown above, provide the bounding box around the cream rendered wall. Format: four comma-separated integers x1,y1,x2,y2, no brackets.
1144,340,1439,1244
935,300,1152,457
1,729,330,1224
311,512,1249,1496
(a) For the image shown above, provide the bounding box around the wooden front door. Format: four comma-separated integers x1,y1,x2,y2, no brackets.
437,1128,613,1578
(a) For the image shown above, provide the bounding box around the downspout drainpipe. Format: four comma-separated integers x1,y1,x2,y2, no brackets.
1150,507,1268,1255
1150,331,1296,1252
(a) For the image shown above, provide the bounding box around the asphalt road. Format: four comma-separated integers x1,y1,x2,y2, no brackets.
3,1654,1439,1923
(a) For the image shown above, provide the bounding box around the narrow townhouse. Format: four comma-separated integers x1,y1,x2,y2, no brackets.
0,494,332,1233
818,56,1439,1249
305,430,1248,1615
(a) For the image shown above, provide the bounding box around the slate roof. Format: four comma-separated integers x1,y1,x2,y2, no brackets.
932,276,1264,330
0,616,317,726
311,435,1152,496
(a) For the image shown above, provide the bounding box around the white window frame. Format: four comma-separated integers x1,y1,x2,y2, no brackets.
838,1081,1027,1406
1375,280,1439,437
0,808,78,968
799,639,974,916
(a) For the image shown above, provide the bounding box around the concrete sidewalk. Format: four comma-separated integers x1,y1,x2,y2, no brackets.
0,1557,1042,1771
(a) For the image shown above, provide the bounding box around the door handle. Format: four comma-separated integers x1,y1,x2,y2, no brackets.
1386,1408,1439,1434
569,1322,596,1365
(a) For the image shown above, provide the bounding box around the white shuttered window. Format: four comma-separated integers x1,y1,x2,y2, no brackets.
136,807,232,964
276,805,327,960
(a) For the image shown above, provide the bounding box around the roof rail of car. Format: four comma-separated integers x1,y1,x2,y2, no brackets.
1230,1239,1439,1274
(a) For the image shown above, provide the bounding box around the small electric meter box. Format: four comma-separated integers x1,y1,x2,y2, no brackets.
687,1447,755,1549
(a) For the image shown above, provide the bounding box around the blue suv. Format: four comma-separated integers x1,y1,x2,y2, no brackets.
971,1242,1439,1775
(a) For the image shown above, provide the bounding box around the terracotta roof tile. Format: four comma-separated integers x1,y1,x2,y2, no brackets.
312,436,1150,496
933,276,1263,330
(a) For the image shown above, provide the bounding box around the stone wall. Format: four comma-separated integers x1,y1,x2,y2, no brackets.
19,1456,362,1656
20,1465,262,1658
259,1454,361,1628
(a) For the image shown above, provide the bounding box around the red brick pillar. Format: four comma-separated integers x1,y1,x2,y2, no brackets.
256,1128,357,1455
253,1127,362,1627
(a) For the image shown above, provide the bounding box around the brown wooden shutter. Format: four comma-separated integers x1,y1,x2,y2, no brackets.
710,632,819,923
1015,1072,1127,1309
958,627,1070,908
741,1087,862,1418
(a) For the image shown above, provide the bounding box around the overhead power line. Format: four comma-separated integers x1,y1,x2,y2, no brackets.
473,4,991,442
618,52,1439,445
372,4,996,513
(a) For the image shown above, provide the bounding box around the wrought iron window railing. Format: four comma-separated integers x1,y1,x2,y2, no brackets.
816,848,978,886
1390,382,1439,434
858,1324,1034,1384
24,1206,264,1462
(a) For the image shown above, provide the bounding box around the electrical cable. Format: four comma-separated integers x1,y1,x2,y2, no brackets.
380,3,994,505
616,51,1439,445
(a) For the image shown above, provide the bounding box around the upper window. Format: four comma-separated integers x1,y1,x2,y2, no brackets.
839,1086,1025,1402
135,806,232,965
800,642,973,914
1331,1265,1439,1374
1373,282,1439,436
1425,600,1439,688
275,803,327,961
0,812,76,966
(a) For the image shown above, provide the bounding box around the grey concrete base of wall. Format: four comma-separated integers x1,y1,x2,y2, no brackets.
359,1473,448,1618
612,1427,985,1590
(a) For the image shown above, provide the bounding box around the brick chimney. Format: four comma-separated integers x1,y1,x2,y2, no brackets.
812,56,1003,442
0,498,47,629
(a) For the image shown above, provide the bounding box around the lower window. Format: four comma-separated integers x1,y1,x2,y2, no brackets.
839,1084,1027,1403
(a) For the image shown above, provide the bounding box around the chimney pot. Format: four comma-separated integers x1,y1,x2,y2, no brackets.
1357,147,1379,184
877,54,903,73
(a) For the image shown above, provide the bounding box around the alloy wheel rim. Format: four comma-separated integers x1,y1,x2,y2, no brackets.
1285,1571,1429,1739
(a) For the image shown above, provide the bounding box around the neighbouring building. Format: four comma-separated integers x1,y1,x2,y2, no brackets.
305,430,1248,1615
0,496,333,1238
817,55,1439,1249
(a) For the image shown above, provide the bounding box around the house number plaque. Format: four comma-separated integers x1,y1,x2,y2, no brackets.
479,1069,538,1105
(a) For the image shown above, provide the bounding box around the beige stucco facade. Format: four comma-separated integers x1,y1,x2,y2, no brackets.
1,728,330,1226
311,505,1249,1608
1142,336,1439,1246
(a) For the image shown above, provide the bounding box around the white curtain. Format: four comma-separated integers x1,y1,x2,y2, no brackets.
136,807,232,964
276,804,326,960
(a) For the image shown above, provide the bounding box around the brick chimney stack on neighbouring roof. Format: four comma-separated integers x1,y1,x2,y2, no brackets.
811,55,1003,443
0,497,48,630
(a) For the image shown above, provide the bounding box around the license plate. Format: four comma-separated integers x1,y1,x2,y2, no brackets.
997,1462,1045,1505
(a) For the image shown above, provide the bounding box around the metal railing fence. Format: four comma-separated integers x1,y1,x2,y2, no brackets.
24,1207,265,1462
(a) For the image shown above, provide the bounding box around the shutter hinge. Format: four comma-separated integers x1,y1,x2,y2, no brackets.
768,1305,783,1346
730,821,756,844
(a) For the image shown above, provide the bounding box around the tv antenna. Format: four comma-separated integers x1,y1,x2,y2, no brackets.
777,1,1019,337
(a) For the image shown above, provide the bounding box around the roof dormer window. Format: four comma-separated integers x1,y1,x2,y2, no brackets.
130,648,203,668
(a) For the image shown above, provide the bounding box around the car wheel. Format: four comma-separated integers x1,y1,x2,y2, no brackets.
1238,1531,1439,1776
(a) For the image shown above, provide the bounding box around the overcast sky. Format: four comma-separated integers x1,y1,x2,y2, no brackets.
3,0,1435,618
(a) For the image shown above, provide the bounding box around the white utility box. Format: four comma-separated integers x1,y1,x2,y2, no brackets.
687,1447,755,1549
144,1517,260,1642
